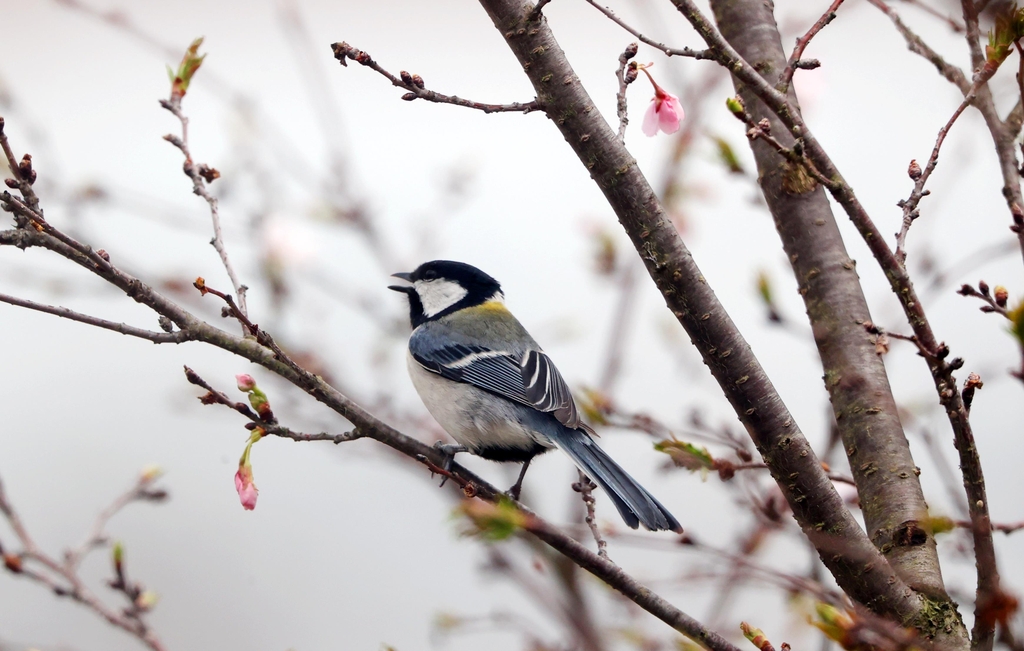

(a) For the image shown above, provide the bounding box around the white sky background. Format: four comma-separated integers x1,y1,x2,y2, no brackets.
0,0,1023,649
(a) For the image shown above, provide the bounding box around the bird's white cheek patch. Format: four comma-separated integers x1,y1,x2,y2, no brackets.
415,279,469,317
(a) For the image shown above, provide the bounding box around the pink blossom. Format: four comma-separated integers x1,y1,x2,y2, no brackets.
638,66,684,137
236,374,256,392
642,87,684,137
234,466,258,510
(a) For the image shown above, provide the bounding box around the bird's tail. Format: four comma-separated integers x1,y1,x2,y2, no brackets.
549,426,682,533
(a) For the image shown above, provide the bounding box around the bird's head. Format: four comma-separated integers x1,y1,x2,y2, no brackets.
389,260,503,328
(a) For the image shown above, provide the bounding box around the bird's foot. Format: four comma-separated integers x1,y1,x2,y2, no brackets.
432,442,467,487
506,458,533,502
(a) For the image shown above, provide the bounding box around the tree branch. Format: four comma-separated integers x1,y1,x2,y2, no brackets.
0,292,193,344
160,95,248,317
0,471,168,651
779,0,845,93
474,0,925,625
710,0,952,611
580,0,713,60
331,42,543,114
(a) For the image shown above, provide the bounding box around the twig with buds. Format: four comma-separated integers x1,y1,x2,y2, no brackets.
573,470,609,559
778,0,845,92
0,470,169,651
182,366,364,444
0,117,40,212
725,97,835,190
331,42,542,114
615,43,639,141
895,77,990,263
160,38,247,319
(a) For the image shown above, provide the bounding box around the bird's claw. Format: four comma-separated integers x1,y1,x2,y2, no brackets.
432,442,467,487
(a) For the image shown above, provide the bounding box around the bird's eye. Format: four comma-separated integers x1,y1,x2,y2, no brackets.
422,270,437,281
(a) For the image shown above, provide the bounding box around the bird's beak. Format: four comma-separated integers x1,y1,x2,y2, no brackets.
388,271,413,293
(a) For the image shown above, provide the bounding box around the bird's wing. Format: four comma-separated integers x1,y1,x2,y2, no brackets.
519,349,588,431
410,339,590,431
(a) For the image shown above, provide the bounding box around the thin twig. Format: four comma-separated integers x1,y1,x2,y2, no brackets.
2,191,113,273
527,0,553,21
0,472,168,651
581,0,714,59
867,0,969,92
159,96,248,318
0,116,40,211
0,292,192,343
727,462,857,487
901,0,965,32
615,44,638,142
573,470,609,559
331,42,542,114
895,79,985,262
182,366,365,444
779,0,846,93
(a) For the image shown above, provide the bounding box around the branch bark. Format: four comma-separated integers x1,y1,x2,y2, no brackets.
709,0,948,602
475,0,925,626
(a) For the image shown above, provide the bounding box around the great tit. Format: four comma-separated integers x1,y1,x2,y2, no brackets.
389,260,681,533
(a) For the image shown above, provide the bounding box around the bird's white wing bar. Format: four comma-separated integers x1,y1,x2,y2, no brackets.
410,341,532,406
520,349,586,431
410,339,589,432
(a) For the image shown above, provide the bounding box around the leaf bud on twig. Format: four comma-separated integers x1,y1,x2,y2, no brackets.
726,95,745,117
624,42,639,59
979,280,990,296
995,286,1009,307
907,159,922,180
411,73,425,88
401,92,417,101
400,70,414,85
624,62,638,85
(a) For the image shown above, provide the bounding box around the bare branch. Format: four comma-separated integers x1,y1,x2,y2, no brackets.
867,1,970,91
615,43,639,141
895,79,985,262
779,0,846,92
159,95,248,317
0,292,192,343
0,471,168,651
331,42,542,114
573,470,609,559
581,0,714,60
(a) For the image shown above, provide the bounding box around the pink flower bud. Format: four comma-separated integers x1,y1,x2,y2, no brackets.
234,466,258,510
236,374,257,392
638,65,684,137
642,87,684,137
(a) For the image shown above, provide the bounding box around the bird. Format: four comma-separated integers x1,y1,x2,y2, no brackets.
388,259,681,532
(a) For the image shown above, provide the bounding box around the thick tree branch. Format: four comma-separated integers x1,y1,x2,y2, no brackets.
474,0,925,625
710,0,951,609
